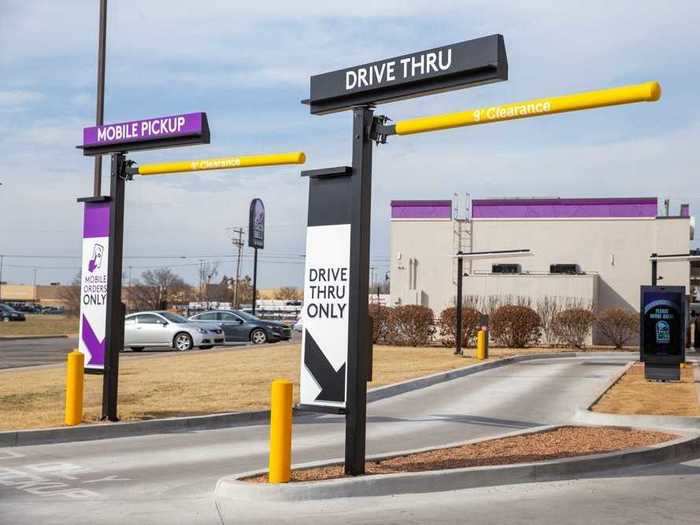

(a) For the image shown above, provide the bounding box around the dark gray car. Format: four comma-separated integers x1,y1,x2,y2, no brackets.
0,304,26,322
189,309,291,344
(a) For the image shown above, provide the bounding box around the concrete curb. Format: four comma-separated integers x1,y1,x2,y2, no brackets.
0,334,69,341
0,351,636,448
574,408,700,430
0,409,271,447
214,428,700,508
579,360,636,411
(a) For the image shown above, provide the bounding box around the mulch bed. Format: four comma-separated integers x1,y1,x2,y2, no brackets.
247,425,675,483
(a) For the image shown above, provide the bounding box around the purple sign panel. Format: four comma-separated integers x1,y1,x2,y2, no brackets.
81,112,210,156
78,201,110,370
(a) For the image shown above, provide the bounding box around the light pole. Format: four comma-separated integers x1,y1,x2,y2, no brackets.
93,0,108,196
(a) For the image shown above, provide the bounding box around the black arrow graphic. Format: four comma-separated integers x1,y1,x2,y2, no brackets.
304,329,345,403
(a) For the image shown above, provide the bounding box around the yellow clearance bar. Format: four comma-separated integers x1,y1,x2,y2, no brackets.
394,81,661,136
137,151,306,176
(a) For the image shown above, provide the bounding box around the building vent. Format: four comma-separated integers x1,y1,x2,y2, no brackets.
492,264,521,274
550,264,579,275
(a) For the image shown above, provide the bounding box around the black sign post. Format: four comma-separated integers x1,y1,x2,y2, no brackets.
301,35,508,476
641,285,686,381
248,198,265,316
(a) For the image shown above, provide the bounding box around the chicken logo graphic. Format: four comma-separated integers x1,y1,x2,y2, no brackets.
88,243,104,273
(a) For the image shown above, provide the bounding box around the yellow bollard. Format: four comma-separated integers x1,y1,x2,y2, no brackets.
64,350,84,426
268,379,293,483
476,329,488,360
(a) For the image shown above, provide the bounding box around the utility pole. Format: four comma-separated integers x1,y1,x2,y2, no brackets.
0,254,4,302
231,228,244,308
33,268,38,301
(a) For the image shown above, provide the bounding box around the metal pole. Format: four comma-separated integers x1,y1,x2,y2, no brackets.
252,248,258,316
455,253,463,355
651,253,658,286
102,153,126,421
0,255,4,301
345,106,373,476
93,0,108,197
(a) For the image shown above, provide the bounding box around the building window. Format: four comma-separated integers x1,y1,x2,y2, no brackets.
492,264,521,274
550,264,580,274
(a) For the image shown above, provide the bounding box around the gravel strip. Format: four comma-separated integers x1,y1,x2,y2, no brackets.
247,426,675,483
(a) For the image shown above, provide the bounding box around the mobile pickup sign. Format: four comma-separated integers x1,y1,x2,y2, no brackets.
77,110,305,422
80,112,210,155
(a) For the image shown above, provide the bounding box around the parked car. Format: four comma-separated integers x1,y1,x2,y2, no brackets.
189,309,292,344
293,317,303,333
123,311,224,351
0,303,26,322
41,306,64,315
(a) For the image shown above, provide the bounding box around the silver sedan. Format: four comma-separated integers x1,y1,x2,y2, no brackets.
123,311,224,351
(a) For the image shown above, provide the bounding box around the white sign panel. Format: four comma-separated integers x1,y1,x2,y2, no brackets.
300,224,351,408
78,201,110,370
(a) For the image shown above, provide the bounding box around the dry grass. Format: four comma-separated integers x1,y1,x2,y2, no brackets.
247,426,675,482
0,315,78,337
593,363,700,416
0,343,635,431
0,344,478,430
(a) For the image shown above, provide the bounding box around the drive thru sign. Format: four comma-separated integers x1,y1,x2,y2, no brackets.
300,168,354,409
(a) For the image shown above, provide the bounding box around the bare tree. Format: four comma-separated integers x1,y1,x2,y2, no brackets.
130,267,191,311
199,262,219,306
277,287,302,300
59,273,82,317
536,296,562,346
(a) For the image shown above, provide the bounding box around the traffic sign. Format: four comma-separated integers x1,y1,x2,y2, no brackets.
300,167,353,410
80,112,210,155
305,35,507,114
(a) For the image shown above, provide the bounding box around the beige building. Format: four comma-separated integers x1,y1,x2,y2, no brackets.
390,197,696,342
0,283,70,307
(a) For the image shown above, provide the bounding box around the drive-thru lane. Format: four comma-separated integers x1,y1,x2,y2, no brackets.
0,356,639,524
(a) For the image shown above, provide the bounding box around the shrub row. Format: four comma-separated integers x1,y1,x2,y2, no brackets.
369,303,638,349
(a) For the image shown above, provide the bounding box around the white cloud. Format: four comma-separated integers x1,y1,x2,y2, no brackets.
0,0,698,286
0,90,44,111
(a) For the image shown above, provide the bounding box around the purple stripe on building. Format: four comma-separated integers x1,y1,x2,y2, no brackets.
472,197,658,219
83,201,110,238
83,112,204,148
391,200,452,219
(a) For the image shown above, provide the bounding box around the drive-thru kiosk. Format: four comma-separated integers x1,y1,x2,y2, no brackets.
299,33,662,475
641,285,687,380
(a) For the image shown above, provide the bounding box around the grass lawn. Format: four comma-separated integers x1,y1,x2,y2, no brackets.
592,362,700,416
0,343,635,431
0,344,479,430
0,315,78,337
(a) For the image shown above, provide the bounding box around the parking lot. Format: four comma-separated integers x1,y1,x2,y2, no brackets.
0,332,301,370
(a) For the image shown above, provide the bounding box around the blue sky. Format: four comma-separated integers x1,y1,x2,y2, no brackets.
1,1,698,288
